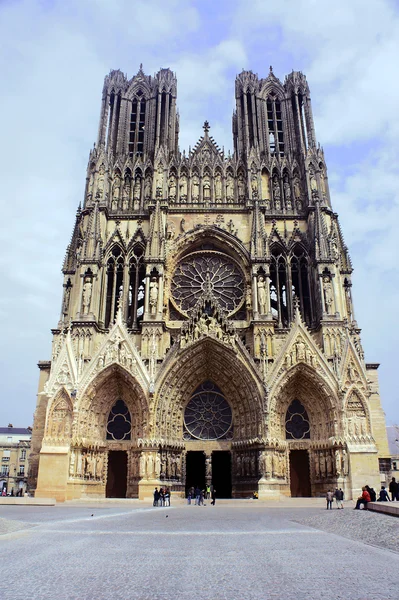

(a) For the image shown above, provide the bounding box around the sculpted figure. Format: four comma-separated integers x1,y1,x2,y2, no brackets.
122,180,130,210
323,277,334,314
179,174,188,199
203,176,211,200
192,175,200,200
112,174,121,203
145,176,152,200
82,279,92,314
257,276,267,314
69,449,76,477
342,449,349,476
238,173,246,199
215,173,222,201
156,167,163,196
226,174,234,201
168,175,176,201
272,175,281,208
149,278,158,315
295,339,306,361
96,453,104,479
334,450,341,477
314,454,320,479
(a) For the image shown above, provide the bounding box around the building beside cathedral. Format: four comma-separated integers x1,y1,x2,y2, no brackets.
29,65,390,501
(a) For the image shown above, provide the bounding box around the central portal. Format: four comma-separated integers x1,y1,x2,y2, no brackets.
289,450,311,497
212,451,232,498
106,450,127,498
185,451,205,495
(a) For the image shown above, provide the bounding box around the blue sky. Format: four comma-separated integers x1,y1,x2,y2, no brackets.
0,0,398,426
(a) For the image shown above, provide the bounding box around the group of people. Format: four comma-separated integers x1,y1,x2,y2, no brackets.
153,487,171,507
326,488,344,509
187,485,216,506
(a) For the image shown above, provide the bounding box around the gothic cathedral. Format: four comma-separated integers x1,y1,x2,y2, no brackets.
29,66,390,501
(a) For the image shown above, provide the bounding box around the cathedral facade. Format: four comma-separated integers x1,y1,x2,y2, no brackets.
29,66,390,501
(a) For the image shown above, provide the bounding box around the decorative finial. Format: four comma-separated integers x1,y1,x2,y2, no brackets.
270,65,273,73
203,120,210,134
140,63,143,70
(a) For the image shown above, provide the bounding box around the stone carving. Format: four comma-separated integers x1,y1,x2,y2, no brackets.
192,175,200,200
82,278,92,314
257,276,267,315
238,173,246,199
226,174,234,201
168,175,176,202
323,277,334,314
179,174,188,200
149,278,158,316
203,176,211,201
215,173,222,201
145,175,152,200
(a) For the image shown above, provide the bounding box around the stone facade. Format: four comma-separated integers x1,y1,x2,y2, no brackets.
0,427,31,495
29,65,390,501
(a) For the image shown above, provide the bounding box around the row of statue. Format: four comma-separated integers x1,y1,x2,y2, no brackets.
314,449,349,480
180,313,236,349
69,449,105,480
284,337,316,368
89,162,315,209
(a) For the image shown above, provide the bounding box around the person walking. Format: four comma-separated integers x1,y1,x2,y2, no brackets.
211,488,216,506
334,487,344,509
326,490,333,510
153,487,160,507
195,486,201,505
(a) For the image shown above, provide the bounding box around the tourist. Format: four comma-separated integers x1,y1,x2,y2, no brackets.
334,487,344,509
206,484,211,500
187,491,191,505
354,486,371,509
389,477,398,501
195,486,201,505
153,487,160,507
377,486,390,502
211,488,216,506
199,489,205,505
326,489,334,510
365,485,376,502
164,488,170,507
159,488,165,507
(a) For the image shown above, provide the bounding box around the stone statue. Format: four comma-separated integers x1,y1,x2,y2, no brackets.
144,176,152,200
203,176,211,200
323,277,334,314
156,167,163,196
272,175,280,203
283,175,292,209
82,279,92,314
168,175,176,201
179,175,188,200
215,173,222,201
149,278,158,315
192,175,200,200
133,176,141,208
257,276,267,315
342,449,349,476
295,338,306,361
112,174,121,204
122,179,130,210
69,449,75,477
63,285,71,315
96,453,104,480
238,173,245,199
226,174,234,201
334,450,341,477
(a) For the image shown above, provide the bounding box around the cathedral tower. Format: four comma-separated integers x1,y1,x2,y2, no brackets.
29,66,390,501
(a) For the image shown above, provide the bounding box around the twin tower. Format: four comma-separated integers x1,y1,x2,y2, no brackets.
29,65,390,502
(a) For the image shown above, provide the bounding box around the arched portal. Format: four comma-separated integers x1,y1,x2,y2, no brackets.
71,365,148,499
269,364,339,497
155,338,264,498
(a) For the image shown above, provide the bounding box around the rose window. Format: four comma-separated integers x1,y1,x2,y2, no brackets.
171,251,245,316
285,399,310,440
106,399,132,441
183,381,233,440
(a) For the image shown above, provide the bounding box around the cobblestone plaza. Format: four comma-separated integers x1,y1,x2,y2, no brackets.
1,501,398,599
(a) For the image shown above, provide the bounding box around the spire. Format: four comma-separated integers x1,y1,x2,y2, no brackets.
145,199,165,260
250,200,267,259
63,205,83,273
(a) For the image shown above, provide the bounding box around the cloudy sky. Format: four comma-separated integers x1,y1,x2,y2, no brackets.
0,0,398,427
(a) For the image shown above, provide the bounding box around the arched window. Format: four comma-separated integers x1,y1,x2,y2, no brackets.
267,93,284,155
290,246,312,326
127,245,146,328
285,399,310,440
270,247,289,327
105,246,124,328
129,92,146,157
106,399,131,441
183,381,233,440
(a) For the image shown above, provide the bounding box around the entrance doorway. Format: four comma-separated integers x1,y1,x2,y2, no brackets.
106,451,127,498
212,451,232,498
289,450,311,497
185,451,205,496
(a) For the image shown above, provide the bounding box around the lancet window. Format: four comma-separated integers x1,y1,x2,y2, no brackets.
266,93,284,156
285,399,310,440
129,91,146,157
104,246,124,328
127,245,146,328
107,91,121,155
270,245,312,328
106,399,132,441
